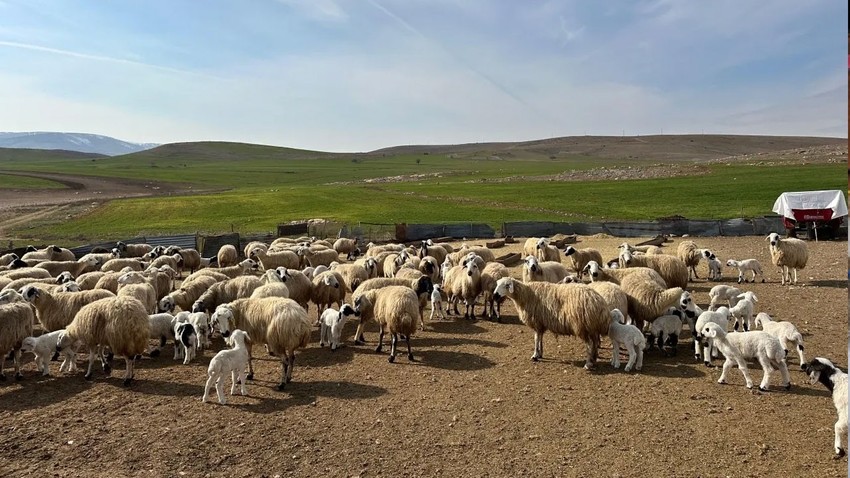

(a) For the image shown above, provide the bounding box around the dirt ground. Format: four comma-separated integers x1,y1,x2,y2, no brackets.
0,236,847,477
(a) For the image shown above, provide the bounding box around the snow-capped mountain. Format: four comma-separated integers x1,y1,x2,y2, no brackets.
0,132,158,156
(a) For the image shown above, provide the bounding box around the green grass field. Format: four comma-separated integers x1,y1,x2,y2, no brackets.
0,174,66,189
1,137,845,243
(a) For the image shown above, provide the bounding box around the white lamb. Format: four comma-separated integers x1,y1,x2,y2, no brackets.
754,312,806,369
700,322,791,391
608,309,645,372
729,291,758,332
803,357,848,458
202,329,251,405
20,330,78,375
430,284,446,322
319,304,356,351
693,307,730,365
648,314,683,356
706,253,722,281
708,285,743,311
726,259,764,284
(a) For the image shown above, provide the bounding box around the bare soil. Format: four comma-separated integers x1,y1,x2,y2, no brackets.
0,236,846,477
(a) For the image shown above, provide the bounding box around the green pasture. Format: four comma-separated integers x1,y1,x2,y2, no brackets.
0,174,66,189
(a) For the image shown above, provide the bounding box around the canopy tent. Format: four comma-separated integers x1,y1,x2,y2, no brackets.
772,190,848,221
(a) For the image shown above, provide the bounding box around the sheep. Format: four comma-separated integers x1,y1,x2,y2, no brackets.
352,286,419,362
754,312,805,369
167,247,203,275
608,309,645,372
175,311,212,351
174,321,198,365
492,277,609,369
725,259,764,284
56,296,150,385
394,268,424,280
0,302,35,380
582,261,666,288
327,263,368,292
587,281,629,322
676,240,703,280
429,284,446,322
22,245,71,261
209,259,260,279
75,271,106,290
216,244,239,268
35,257,100,278
243,241,268,260
445,260,482,320
366,243,403,258
211,298,312,388
803,358,848,458
250,248,301,271
20,330,78,375
480,262,509,321
0,288,24,304
522,255,569,284
310,271,346,322
675,290,702,338
648,314,683,356
416,256,441,284
766,232,809,285
700,322,791,392
381,253,402,278
0,253,18,267
353,257,380,279
0,267,52,280
183,268,230,285
319,304,357,351
448,246,494,265
618,272,683,332
147,253,184,277
535,238,560,262
333,238,361,260
145,312,177,358
417,242,447,265
729,291,758,332
101,258,146,273
352,276,433,339
523,237,542,258
157,275,218,314
202,329,251,404
116,273,158,314
250,271,290,299
693,307,730,365
116,241,153,258
22,285,115,332
274,268,312,309
563,246,603,277
618,242,661,254
708,285,743,311
312,264,329,277
191,275,263,314
618,250,688,289
3,276,68,293
707,253,722,281
301,247,340,268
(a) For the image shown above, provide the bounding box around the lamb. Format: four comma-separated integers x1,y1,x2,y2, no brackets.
618,272,683,332
480,262,509,321
174,320,198,365
211,298,312,389
429,284,446,322
766,233,809,285
708,285,743,311
445,260,482,320
146,313,177,358
101,258,146,273
116,241,153,258
21,330,78,375
333,238,361,260
175,311,212,352
754,313,805,369
676,240,703,280
563,246,602,277
202,329,251,404
22,285,115,332
648,314,683,356
157,275,219,313
116,273,157,314
319,304,357,351
707,253,722,281
693,307,730,365
675,290,703,338
700,322,791,391
0,302,35,380
729,291,758,332
492,277,609,369
250,270,290,299
217,244,239,267
619,250,688,289
352,276,433,339
608,309,645,372
56,296,150,385
582,261,666,288
726,259,764,284
802,358,848,458
35,257,100,277
522,255,569,284
191,275,263,314
352,286,419,362
309,271,345,322
250,248,301,271
535,238,561,262
210,259,260,279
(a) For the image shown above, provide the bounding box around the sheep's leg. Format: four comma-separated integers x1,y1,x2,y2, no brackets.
375,328,385,354
791,268,798,285
12,349,22,381
246,344,254,381
123,356,134,387
584,337,598,370
703,340,713,367
230,370,238,395
84,346,98,380
624,344,636,371
354,319,367,345
777,360,791,390
216,376,226,404
202,373,216,402
717,358,733,384
796,343,806,370
239,370,248,396
531,332,542,361
834,419,847,458
286,353,295,384
405,335,414,362
388,333,398,363
635,345,643,371
756,356,773,391
276,358,288,391
694,339,701,361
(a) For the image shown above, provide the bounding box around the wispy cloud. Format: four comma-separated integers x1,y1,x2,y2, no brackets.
276,0,347,22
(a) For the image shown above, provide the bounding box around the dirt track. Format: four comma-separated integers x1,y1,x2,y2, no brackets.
0,236,847,477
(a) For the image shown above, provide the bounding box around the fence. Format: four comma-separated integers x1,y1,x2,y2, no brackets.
502,217,788,238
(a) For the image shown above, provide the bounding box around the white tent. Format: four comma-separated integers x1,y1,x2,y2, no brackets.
772,190,848,220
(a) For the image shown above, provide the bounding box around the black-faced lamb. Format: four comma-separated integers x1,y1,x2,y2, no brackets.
700,322,791,392
174,321,198,365
693,307,730,365
729,291,757,332
493,277,609,369
648,314,683,356
802,358,848,458
319,304,357,351
202,329,250,404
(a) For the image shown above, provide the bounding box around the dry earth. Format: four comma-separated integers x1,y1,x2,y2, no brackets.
0,236,847,478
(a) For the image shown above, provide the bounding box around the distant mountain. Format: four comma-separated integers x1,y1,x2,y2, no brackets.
0,132,158,156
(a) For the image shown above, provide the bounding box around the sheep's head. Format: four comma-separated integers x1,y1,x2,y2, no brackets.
766,233,780,247
353,294,372,317
211,306,234,337
725,259,738,267
323,274,340,289
226,329,250,348
610,309,626,325
561,274,579,284
492,277,514,300
700,322,723,343
339,304,356,318
536,238,549,249
61,282,81,293
25,245,37,253
20,337,37,354
275,267,291,282
22,285,41,303
524,256,539,273
11,259,28,269
117,271,144,285
158,296,176,313
753,312,771,329
116,241,127,252
191,299,206,314
738,291,758,303
465,261,480,277
620,250,634,267
240,259,260,271
415,276,433,295
56,271,75,284
563,246,577,257
49,245,61,255
802,357,837,386
142,251,157,261
0,289,23,305
582,261,600,280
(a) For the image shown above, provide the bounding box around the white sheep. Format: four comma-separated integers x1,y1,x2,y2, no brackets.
766,232,809,285
693,307,730,365
803,357,848,458
56,296,150,386
116,272,157,314
729,291,758,332
310,271,345,323
202,329,251,405
352,276,434,339
157,275,219,313
493,277,609,369
582,261,666,288
274,268,312,309
352,286,419,363
535,238,560,262
147,312,177,358
429,284,446,322
648,314,683,356
725,259,764,284
21,330,78,375
216,244,239,268
445,260,482,320
754,313,805,369
480,262,509,321
618,272,683,332
619,250,688,289
0,302,35,380
608,309,645,372
563,246,602,277
700,322,791,391
706,253,722,281
319,304,357,351
22,285,115,332
116,241,153,258
676,240,703,280
191,275,263,314
708,285,743,311
522,255,569,284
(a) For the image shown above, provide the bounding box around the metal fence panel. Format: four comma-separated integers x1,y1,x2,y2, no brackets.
199,233,240,258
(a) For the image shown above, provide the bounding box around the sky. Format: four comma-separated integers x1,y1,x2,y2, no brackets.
0,0,846,152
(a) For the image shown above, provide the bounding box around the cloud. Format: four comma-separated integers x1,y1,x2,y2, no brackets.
275,0,347,22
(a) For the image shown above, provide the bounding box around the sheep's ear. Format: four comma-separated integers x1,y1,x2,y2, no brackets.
507,280,514,294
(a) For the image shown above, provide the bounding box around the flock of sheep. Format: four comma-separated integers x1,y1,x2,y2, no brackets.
0,232,845,458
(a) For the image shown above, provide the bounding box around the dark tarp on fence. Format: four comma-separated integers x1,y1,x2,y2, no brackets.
397,223,495,242
503,216,788,238
199,233,240,258
70,236,146,257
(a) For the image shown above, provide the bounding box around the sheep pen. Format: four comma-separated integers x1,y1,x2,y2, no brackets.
0,235,845,477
